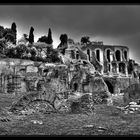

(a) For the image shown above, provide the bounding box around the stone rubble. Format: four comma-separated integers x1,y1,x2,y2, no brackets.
117,101,140,114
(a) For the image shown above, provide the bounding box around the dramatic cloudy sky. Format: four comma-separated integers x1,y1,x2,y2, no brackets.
0,5,140,63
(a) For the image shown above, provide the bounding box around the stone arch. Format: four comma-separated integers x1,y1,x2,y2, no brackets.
9,89,60,113
105,48,113,62
115,50,121,61
104,80,114,94
94,48,103,63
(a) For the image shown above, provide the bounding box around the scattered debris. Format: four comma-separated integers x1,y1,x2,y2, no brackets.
117,101,140,114
31,120,43,125
83,125,94,128
82,125,108,133
97,126,107,132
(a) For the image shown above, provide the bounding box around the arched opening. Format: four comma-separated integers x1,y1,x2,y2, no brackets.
115,50,121,61
73,83,78,91
96,49,100,62
87,49,90,61
76,51,79,60
124,50,127,61
106,49,111,62
104,80,114,94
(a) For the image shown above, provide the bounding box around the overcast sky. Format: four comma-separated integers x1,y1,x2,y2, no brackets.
0,5,140,63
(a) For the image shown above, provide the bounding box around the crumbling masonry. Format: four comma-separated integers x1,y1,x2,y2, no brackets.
0,40,140,114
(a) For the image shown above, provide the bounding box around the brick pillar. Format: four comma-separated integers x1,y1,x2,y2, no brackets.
125,64,128,76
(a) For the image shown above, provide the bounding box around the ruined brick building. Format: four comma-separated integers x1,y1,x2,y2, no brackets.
0,38,139,99
61,39,139,95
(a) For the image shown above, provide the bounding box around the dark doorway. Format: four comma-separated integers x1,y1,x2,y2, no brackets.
104,80,114,94
107,49,111,62
76,51,79,59
108,64,111,72
124,50,127,61
115,50,121,61
73,83,78,91
96,50,100,62
87,49,90,61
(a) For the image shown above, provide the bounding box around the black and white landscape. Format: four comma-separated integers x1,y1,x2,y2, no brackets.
0,4,140,136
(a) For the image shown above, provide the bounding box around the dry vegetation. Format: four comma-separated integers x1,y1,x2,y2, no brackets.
0,94,139,136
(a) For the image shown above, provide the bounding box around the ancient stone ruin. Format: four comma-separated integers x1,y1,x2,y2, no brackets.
0,39,139,115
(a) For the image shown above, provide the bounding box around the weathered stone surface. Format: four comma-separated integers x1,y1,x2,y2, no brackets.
123,83,140,105
56,93,94,114
9,91,94,115
90,76,111,104
110,93,124,106
90,76,109,93
92,91,110,104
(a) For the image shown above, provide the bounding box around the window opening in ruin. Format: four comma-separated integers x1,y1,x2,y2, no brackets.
71,50,75,59
96,50,100,62
107,49,111,62
43,69,49,76
54,70,59,78
73,83,78,91
76,51,79,59
43,69,49,73
104,80,114,94
119,63,125,74
112,63,117,73
108,64,111,72
124,50,127,61
115,50,121,61
87,49,90,61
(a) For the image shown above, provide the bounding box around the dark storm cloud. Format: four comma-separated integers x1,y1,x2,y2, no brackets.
0,5,140,37
0,5,140,63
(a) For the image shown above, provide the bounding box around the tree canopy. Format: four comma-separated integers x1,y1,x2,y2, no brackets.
37,35,48,44
47,28,53,44
81,36,90,44
60,34,68,44
37,28,53,44
29,26,34,44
